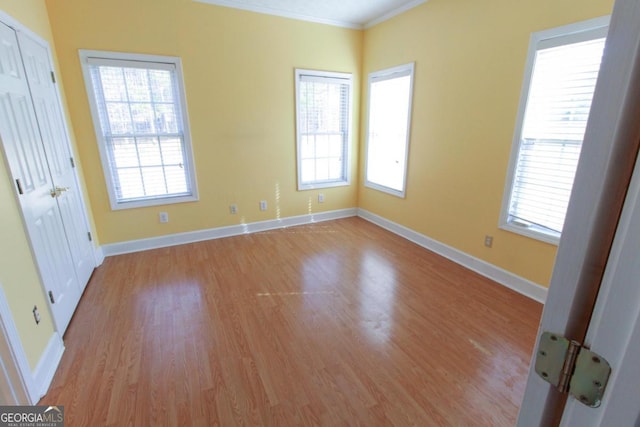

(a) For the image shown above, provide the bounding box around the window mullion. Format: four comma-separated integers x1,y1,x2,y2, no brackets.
295,68,352,190
500,21,608,243
80,49,198,209
120,74,147,198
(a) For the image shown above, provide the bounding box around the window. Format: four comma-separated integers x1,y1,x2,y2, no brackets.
365,63,415,198
501,19,608,243
295,69,352,190
79,50,198,210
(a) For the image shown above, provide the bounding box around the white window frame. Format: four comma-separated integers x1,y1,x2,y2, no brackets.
295,69,352,191
364,62,415,198
500,17,609,244
79,50,198,210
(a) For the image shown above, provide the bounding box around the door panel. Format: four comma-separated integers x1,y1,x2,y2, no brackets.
559,148,640,426
0,21,81,333
32,209,78,318
517,0,640,423
0,94,48,193
17,30,95,289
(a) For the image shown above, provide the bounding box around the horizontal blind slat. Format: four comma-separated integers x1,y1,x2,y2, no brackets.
509,36,605,233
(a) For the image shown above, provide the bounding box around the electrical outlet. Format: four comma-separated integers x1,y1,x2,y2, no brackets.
484,235,494,248
229,204,238,214
159,212,169,223
259,200,267,211
318,193,325,203
33,305,40,325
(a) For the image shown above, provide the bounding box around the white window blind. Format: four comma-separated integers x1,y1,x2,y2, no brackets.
295,69,352,190
80,51,197,209
503,26,607,242
365,63,415,198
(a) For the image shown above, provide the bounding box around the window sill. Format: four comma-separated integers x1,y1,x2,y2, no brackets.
364,181,406,198
499,221,560,246
298,181,350,191
110,194,199,211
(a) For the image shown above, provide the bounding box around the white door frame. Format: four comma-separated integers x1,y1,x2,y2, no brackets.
17,31,97,289
517,0,640,424
0,9,97,404
560,136,640,425
0,284,37,404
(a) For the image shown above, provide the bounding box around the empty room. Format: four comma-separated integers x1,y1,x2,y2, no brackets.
2,0,639,425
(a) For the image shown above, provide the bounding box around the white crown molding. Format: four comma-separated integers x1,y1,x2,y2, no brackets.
193,0,427,29
193,0,362,29
357,209,548,303
365,0,428,29
102,208,358,256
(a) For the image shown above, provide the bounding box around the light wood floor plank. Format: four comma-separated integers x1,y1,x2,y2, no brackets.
40,217,542,425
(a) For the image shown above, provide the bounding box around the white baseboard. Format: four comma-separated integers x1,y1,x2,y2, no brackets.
32,332,64,401
94,245,105,266
102,208,358,256
357,209,548,303
98,206,546,303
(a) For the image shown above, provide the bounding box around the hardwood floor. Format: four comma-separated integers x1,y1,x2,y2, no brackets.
40,217,543,426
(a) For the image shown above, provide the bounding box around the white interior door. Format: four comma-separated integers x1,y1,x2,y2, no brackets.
517,0,640,424
0,21,81,333
17,31,95,289
558,145,640,426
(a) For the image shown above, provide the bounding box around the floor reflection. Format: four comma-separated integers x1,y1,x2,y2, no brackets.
133,280,206,337
358,250,396,345
301,252,343,315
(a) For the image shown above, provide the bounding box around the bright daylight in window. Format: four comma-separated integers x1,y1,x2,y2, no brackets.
80,51,197,209
365,63,415,198
501,23,607,243
295,69,352,190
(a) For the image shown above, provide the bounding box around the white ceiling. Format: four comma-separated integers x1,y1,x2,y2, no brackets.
193,0,428,29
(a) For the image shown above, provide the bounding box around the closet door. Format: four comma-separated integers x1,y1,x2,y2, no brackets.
17,31,95,289
0,21,81,333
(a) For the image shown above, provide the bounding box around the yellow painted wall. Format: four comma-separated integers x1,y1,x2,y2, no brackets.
45,0,362,245
360,0,614,286
0,0,58,370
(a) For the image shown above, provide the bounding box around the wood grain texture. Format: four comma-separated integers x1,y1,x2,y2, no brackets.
40,218,542,426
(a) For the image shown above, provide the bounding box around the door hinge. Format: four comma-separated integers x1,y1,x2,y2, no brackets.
87,231,92,242
15,178,24,195
70,157,75,168
535,331,611,408
50,71,56,83
48,290,55,304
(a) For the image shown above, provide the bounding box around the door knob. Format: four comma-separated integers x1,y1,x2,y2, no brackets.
50,186,70,198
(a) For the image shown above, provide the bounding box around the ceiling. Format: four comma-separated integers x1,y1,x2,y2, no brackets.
193,0,428,29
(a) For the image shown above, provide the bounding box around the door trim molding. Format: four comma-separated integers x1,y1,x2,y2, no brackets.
0,285,64,404
0,9,45,43
0,285,33,403
32,332,65,401
517,0,640,423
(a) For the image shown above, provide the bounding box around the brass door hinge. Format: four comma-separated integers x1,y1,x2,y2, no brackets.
535,331,611,408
